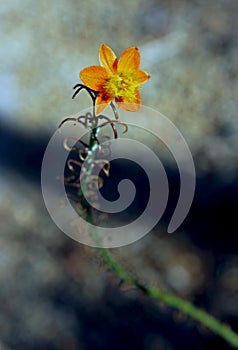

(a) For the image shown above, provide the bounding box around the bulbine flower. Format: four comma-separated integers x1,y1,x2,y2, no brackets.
80,44,150,116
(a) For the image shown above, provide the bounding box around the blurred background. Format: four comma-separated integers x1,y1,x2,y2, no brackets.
0,0,238,349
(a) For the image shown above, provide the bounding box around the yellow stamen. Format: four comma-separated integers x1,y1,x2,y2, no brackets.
105,72,141,102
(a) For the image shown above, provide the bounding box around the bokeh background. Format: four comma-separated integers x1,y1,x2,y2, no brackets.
0,0,238,349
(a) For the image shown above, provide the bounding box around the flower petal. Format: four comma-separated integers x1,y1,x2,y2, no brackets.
118,47,140,73
95,92,112,116
115,90,141,112
134,70,150,84
99,44,118,73
80,66,109,91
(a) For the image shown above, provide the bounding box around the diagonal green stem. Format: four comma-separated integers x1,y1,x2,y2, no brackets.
98,246,238,349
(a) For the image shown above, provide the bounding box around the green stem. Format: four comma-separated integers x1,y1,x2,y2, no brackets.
80,94,99,201
98,246,238,349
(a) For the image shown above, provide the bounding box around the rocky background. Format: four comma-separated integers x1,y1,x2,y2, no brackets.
0,0,238,349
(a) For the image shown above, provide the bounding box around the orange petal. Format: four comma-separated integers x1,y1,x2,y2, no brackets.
118,47,140,73
99,44,118,73
95,92,112,116
115,90,141,112
80,66,109,91
134,70,150,84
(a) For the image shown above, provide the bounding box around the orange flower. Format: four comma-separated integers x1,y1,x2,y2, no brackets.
80,44,150,116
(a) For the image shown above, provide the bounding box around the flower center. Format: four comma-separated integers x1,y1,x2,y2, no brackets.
105,72,140,101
